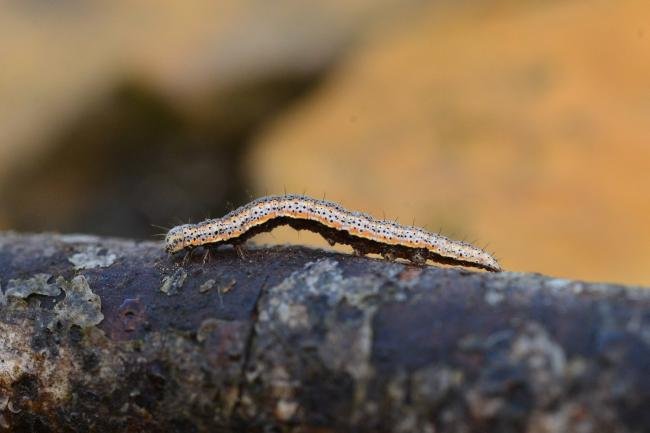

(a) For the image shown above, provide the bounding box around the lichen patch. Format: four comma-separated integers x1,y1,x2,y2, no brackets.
0,320,77,406
245,259,414,423
5,274,60,299
276,303,309,329
59,234,101,244
510,322,567,403
199,279,215,293
50,276,104,329
160,268,187,296
68,245,117,270
0,322,38,382
319,312,374,382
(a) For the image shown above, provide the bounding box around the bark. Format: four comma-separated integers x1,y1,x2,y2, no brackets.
0,232,649,433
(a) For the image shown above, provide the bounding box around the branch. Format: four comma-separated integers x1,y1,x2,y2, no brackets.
0,232,648,433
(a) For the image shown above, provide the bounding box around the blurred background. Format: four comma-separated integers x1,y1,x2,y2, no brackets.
1,0,648,285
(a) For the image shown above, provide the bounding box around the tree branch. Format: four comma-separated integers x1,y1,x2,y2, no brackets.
0,232,648,433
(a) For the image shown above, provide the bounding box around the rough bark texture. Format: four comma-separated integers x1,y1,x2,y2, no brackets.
0,232,649,433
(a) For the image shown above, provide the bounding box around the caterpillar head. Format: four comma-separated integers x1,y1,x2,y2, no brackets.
165,225,191,254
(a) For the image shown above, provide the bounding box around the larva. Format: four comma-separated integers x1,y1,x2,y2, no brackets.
165,194,501,272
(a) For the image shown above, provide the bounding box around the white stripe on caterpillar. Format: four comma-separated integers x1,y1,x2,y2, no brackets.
165,194,501,272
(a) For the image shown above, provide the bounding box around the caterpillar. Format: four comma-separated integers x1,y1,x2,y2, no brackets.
165,194,501,272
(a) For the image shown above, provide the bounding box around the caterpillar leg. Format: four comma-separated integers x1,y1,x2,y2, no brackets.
352,244,369,257
181,249,193,266
409,250,427,266
381,248,396,261
201,248,211,264
233,243,247,260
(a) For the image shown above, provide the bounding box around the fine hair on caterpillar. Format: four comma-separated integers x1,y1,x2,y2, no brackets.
164,194,501,272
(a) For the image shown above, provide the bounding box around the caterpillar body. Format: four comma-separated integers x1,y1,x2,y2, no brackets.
165,194,501,272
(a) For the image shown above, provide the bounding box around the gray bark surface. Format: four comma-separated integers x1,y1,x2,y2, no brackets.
0,232,649,433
